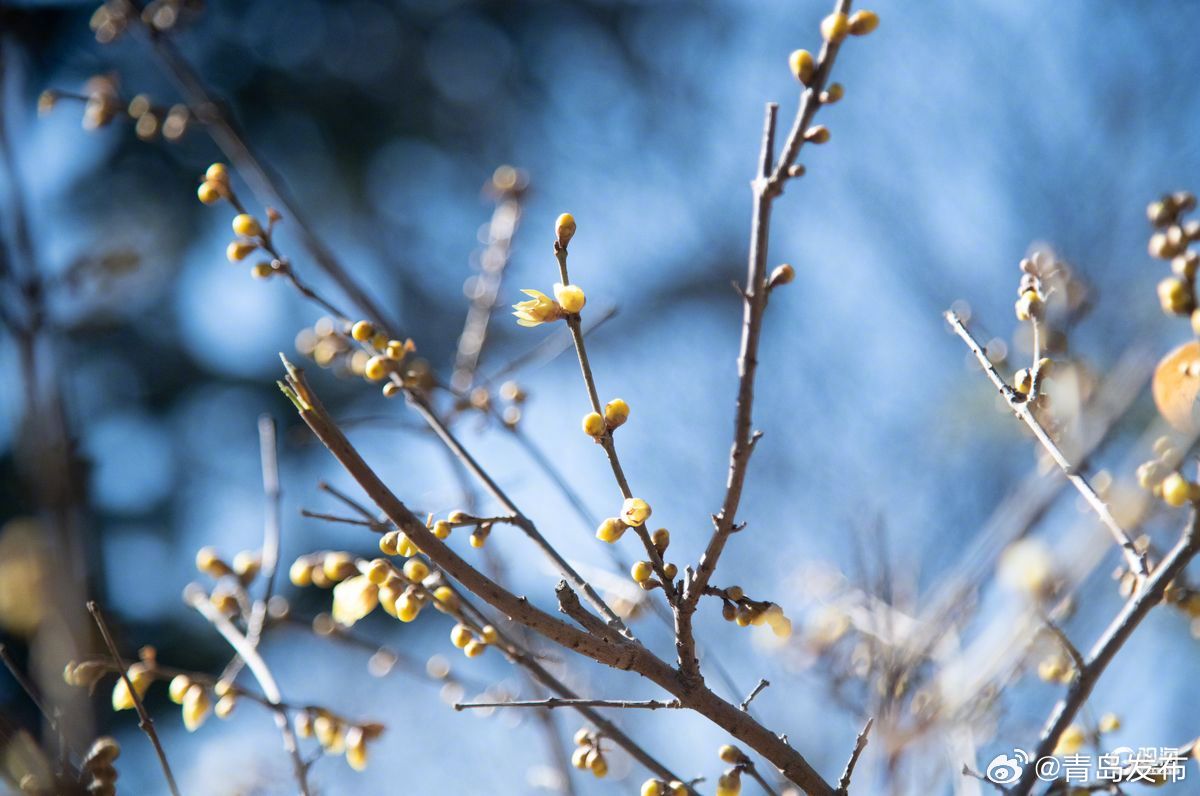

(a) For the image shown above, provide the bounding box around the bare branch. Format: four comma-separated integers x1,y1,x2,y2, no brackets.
454,697,683,712
942,309,1149,578
740,679,770,712
184,585,311,795
86,602,182,796
1011,511,1200,794
835,717,874,794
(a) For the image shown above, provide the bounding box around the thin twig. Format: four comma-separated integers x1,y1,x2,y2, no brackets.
1040,614,1085,680
300,509,391,532
454,697,684,711
835,717,873,794
683,0,857,678
943,310,1149,578
184,585,312,796
281,359,834,795
0,644,76,760
1011,511,1200,794
86,602,182,796
125,5,398,334
740,678,770,712
553,243,679,605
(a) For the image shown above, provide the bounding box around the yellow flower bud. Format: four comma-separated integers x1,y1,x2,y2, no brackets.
822,83,844,104
788,49,815,84
668,782,688,796
214,693,237,719
364,355,390,381
402,558,430,583
379,531,401,556
432,520,452,540
642,780,665,796
1098,713,1121,734
168,675,192,705
1053,724,1086,756
433,585,458,610
769,263,795,287
1013,368,1032,395
351,320,375,342
1161,471,1196,507
288,557,313,587
804,125,830,144
554,283,586,314
651,527,670,551
250,262,273,280
463,639,486,658
346,727,368,771
233,550,261,581
1158,277,1192,315
718,744,743,764
604,398,629,428
365,558,392,585
631,561,653,582
396,592,420,622
848,10,879,35
663,562,678,581
583,411,605,437
232,214,262,237
182,684,210,731
1014,289,1044,321
589,752,608,778
821,12,849,43
226,241,257,262
323,551,356,582
596,517,627,543
195,546,231,577
481,625,499,644
556,213,577,248
621,497,652,526
205,163,229,184
197,181,221,205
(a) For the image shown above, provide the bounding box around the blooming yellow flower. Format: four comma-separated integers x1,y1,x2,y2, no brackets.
621,497,652,527
331,575,380,626
513,289,563,327
554,283,586,314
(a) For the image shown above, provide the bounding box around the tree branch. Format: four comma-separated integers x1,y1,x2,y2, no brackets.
942,309,1149,578
454,697,684,711
1011,511,1200,794
86,602,182,796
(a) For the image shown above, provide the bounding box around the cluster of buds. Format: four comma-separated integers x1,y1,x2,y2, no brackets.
347,320,424,397
166,674,224,731
630,528,677,589
295,710,385,771
711,586,793,638
1148,192,1200,322
581,398,630,439
427,509,505,549
19,736,122,796
195,546,262,616
570,728,609,778
39,79,190,142
511,283,586,327
457,380,527,428
1014,256,1048,324
289,550,358,589
595,497,653,543
89,0,199,42
640,778,689,796
448,620,497,659
1136,437,1200,507
1035,650,1076,685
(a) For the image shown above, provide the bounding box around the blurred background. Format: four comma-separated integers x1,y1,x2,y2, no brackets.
2,0,1200,793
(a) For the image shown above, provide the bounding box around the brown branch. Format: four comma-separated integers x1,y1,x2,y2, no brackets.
281,360,835,794
184,585,311,795
553,244,680,608
1011,511,1200,794
942,310,1149,578
454,697,684,711
86,602,182,796
683,1,858,679
406,390,635,640
125,6,398,334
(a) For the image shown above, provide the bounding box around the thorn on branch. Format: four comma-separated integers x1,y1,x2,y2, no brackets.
740,679,770,711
